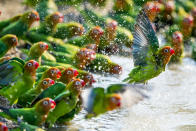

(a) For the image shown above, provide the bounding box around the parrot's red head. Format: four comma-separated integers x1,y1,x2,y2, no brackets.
83,73,96,86
160,46,175,65
107,94,121,111
25,60,39,73
110,65,122,75
60,68,79,84
144,1,162,21
76,48,96,63
50,12,64,25
182,15,194,27
165,0,175,13
36,98,56,113
172,31,183,44
26,10,39,27
107,20,118,30
46,67,62,80
0,122,8,131
191,8,196,18
38,41,48,52
40,78,55,90
89,26,104,40
70,78,85,94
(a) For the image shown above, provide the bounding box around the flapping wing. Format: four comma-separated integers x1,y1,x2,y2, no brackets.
132,9,159,66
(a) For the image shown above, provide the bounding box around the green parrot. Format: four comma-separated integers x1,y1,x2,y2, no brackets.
169,31,184,64
87,54,122,74
0,59,39,104
45,78,85,127
0,11,40,38
0,98,56,126
17,78,55,107
0,34,18,58
30,12,64,36
35,0,58,21
83,87,121,118
67,26,104,47
123,10,175,84
53,22,84,40
38,67,61,81
27,42,49,64
0,14,21,32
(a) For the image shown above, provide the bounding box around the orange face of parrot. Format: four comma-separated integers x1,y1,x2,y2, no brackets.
7,35,18,47
160,46,175,65
0,122,8,131
38,42,49,52
38,98,56,112
172,31,183,44
71,78,86,93
182,15,194,27
63,68,79,78
28,10,40,23
107,94,121,111
144,2,162,21
40,78,55,90
46,68,62,80
107,20,118,31
110,65,122,75
51,12,64,25
165,0,175,13
25,60,39,72
83,74,96,86
89,26,104,40
76,48,96,63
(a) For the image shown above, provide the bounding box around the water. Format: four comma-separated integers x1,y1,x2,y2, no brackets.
52,55,196,131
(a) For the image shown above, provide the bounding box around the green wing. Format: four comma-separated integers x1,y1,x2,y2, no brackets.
132,9,159,66
31,82,66,105
0,58,24,87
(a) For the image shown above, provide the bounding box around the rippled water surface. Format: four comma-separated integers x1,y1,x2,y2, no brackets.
51,55,196,131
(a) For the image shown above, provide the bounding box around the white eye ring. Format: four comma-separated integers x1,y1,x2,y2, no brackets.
111,97,116,103
43,101,49,105
40,44,44,48
86,75,91,79
27,63,32,67
67,70,72,74
51,70,55,74
43,80,48,85
164,49,169,53
75,81,81,86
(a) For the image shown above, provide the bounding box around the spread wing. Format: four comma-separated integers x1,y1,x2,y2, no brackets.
132,9,159,66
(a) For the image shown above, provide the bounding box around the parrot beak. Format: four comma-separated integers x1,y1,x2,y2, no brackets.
45,44,49,50
49,80,55,85
170,48,175,55
34,61,39,69
36,15,40,21
73,70,79,77
117,101,121,107
81,80,86,87
50,99,56,109
57,71,62,78
59,14,64,23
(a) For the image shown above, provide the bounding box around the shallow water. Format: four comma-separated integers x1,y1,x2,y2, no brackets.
50,55,196,131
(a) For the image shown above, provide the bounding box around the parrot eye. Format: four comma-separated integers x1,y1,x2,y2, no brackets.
75,81,81,86
40,44,45,48
67,70,72,74
93,30,99,35
86,75,91,79
51,70,55,74
27,63,33,67
111,97,116,103
164,49,169,53
43,100,49,105
43,80,48,85
12,38,17,43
